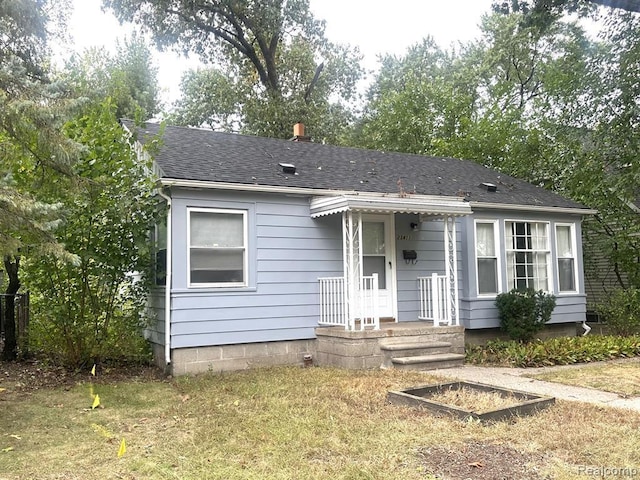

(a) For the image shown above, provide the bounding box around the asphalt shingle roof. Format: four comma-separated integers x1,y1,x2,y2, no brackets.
125,121,588,211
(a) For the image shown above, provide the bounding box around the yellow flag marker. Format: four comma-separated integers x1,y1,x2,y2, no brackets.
91,364,96,376
117,438,126,458
92,394,101,410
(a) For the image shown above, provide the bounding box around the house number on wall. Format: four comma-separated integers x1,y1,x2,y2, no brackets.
397,235,412,241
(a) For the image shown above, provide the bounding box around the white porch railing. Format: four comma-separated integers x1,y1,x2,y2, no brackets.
418,273,451,326
318,274,379,330
318,276,347,327
357,274,379,330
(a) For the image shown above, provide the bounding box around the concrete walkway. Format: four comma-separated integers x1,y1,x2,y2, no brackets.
430,358,640,412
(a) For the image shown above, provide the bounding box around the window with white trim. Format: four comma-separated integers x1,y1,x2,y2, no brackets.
188,208,247,287
506,221,550,291
556,224,576,292
475,221,499,295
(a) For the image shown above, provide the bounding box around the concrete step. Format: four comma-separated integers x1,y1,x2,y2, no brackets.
380,341,452,352
380,342,455,366
391,353,465,371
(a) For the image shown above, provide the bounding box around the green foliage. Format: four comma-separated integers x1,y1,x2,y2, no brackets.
597,288,640,336
63,32,161,121
0,0,77,360
359,8,640,292
466,335,640,367
23,100,161,366
0,0,79,259
357,38,475,155
104,0,363,141
495,288,556,342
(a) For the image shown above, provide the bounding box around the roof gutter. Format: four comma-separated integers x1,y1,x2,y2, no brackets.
470,201,597,216
159,177,362,197
158,178,472,203
156,188,172,368
160,178,598,216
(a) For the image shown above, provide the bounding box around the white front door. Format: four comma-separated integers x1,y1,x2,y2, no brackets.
362,214,396,319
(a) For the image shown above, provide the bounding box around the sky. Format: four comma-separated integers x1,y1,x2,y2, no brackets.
65,0,496,106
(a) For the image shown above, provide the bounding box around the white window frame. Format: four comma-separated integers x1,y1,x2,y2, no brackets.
555,222,578,293
474,219,501,296
505,220,551,292
187,207,248,288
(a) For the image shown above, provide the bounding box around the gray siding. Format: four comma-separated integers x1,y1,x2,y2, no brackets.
163,186,588,348
145,290,165,346
394,213,463,322
168,188,342,349
459,210,587,329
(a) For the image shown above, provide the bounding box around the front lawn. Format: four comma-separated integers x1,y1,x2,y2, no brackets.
1,366,639,479
528,359,640,397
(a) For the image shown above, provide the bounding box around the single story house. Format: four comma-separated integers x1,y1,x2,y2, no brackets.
125,121,595,375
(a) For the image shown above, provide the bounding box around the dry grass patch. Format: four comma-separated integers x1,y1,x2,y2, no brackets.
427,385,521,413
529,359,640,397
1,365,639,479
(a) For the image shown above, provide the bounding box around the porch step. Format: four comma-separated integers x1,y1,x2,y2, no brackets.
380,342,455,367
391,353,465,371
380,341,452,353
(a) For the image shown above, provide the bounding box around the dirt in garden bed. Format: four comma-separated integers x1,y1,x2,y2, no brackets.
420,441,552,480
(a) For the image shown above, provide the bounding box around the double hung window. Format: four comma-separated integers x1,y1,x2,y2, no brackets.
475,221,499,294
188,208,247,287
506,221,550,291
556,224,576,292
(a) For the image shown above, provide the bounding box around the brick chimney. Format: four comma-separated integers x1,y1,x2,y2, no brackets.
291,122,311,142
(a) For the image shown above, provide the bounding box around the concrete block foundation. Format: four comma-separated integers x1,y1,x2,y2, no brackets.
169,339,316,376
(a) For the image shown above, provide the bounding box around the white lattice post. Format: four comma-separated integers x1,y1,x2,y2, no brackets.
343,211,362,331
443,216,459,326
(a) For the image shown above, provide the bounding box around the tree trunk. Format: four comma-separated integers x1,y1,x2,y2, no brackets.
2,256,20,361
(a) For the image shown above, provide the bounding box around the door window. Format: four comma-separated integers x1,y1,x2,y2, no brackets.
363,221,386,289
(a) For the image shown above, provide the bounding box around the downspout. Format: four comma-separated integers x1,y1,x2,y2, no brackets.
157,189,172,367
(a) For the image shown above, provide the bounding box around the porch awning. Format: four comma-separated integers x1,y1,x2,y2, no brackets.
310,194,473,218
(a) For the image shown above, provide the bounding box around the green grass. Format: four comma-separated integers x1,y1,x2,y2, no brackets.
1,367,640,479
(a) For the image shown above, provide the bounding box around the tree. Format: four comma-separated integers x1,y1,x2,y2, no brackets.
103,0,363,141
0,0,77,254
358,12,594,182
567,10,640,290
357,38,477,156
24,100,161,366
0,0,78,360
64,32,162,121
359,6,640,297
493,0,640,17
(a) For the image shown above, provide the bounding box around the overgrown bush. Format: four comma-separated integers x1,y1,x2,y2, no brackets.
22,101,161,367
495,288,556,342
28,287,153,367
466,335,640,367
597,287,640,336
